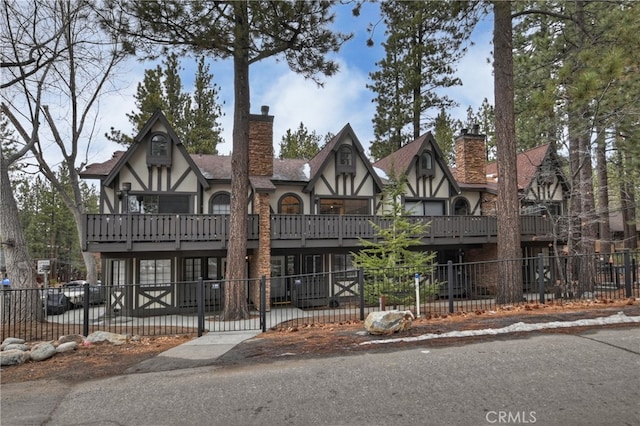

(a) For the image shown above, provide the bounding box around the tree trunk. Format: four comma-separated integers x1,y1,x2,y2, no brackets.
596,124,611,255
572,1,596,294
621,145,638,250
0,152,42,322
493,2,523,304
221,2,250,320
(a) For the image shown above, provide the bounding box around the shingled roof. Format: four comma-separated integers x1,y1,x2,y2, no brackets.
82,153,311,184
485,144,551,190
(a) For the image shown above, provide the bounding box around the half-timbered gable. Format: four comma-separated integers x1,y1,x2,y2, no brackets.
304,124,383,215
373,132,460,216
85,110,209,215
486,144,570,216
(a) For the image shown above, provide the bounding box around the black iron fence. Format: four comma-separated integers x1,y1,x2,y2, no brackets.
2,250,638,342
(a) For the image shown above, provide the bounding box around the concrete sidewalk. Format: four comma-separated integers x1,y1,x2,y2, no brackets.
127,330,261,374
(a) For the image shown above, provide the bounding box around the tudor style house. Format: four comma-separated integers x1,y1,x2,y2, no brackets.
80,107,570,315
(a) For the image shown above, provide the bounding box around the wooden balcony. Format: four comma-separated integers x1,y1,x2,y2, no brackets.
82,214,558,253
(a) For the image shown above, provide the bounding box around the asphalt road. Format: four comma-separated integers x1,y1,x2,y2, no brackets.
2,327,639,426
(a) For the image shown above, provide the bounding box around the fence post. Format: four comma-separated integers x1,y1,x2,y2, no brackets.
197,277,204,337
83,282,90,337
447,261,454,313
359,267,365,321
538,253,545,304
624,250,632,298
260,275,267,333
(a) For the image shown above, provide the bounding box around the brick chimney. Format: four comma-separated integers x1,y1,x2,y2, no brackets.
455,124,486,184
249,105,274,177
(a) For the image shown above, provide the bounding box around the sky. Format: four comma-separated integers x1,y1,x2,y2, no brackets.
89,3,494,164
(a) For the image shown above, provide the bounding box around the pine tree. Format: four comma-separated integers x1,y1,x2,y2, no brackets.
367,1,476,160
279,122,322,159
433,107,460,166
107,53,223,154
352,171,438,307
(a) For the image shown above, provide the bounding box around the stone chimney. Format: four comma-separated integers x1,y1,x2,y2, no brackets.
249,105,274,177
455,125,486,184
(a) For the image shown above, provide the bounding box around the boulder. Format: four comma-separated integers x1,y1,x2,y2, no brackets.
1,337,25,351
3,343,29,352
85,331,129,345
30,342,56,361
0,349,30,366
56,342,78,353
364,310,414,335
58,334,85,345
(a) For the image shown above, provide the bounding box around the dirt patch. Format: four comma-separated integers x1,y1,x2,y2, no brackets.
215,299,640,367
2,299,638,384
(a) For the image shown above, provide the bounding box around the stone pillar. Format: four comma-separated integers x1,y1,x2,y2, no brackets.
249,192,272,311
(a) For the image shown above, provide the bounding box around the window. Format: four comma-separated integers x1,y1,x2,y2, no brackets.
319,198,369,215
418,151,434,177
211,193,231,214
110,260,126,286
336,145,355,174
148,133,171,165
139,259,171,284
183,258,202,281
278,194,302,214
405,200,445,216
128,194,191,214
453,198,470,215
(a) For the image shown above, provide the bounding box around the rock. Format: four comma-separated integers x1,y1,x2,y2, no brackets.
56,342,78,353
85,331,129,346
1,337,25,351
30,342,56,361
3,343,29,352
364,310,414,335
58,334,85,345
0,349,30,366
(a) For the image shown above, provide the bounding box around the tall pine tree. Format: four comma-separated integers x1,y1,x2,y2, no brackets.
367,1,476,160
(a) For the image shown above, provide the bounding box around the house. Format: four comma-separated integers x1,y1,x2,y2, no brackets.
80,108,569,315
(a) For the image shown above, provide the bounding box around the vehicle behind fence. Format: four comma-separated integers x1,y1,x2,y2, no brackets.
2,251,638,342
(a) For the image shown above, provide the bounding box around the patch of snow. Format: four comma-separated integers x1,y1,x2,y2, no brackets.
360,312,640,346
302,163,311,179
373,166,388,180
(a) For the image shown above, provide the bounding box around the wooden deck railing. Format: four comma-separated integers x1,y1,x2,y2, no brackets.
82,214,556,251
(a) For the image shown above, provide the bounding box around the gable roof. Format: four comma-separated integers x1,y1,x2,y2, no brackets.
486,144,556,191
304,123,384,193
373,132,461,194
101,110,209,189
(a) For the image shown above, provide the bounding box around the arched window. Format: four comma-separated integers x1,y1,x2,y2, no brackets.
210,192,231,214
148,132,171,165
336,145,355,174
453,198,470,215
418,151,433,177
279,194,302,214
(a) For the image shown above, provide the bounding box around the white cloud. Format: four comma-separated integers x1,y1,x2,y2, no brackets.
214,59,376,157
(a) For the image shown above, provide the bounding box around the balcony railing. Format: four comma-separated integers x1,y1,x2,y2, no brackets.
82,214,557,252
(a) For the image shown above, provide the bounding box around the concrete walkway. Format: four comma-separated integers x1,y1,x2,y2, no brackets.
127,330,261,374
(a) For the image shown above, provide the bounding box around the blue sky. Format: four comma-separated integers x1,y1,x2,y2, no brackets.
94,3,494,162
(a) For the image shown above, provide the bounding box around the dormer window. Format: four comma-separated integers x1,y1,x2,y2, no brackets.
418,151,434,177
336,145,355,174
148,132,171,166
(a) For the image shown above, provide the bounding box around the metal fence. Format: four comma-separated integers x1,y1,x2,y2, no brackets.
2,250,638,342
